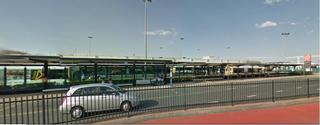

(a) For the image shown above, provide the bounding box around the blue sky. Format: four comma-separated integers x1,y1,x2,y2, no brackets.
0,0,318,59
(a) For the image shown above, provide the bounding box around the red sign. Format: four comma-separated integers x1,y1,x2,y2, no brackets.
304,54,311,62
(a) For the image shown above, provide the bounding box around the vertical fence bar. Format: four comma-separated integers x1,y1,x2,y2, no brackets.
15,97,17,124
32,96,34,124
42,93,46,124
51,94,54,124
231,82,234,106
26,96,29,124
272,80,275,102
3,98,6,124
21,96,24,123
127,88,130,118
9,98,11,124
184,84,187,110
307,78,310,98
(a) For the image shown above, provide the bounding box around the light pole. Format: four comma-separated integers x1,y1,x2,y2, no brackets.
143,0,151,80
88,36,93,56
144,0,151,59
280,32,290,61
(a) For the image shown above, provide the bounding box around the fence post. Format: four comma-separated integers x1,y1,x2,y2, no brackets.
231,82,234,106
42,92,46,124
272,80,275,102
184,84,187,110
127,88,130,118
307,78,310,98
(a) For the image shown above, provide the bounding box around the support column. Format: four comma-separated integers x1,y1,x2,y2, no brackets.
163,63,167,85
24,67,27,86
4,67,7,86
64,67,67,85
133,64,136,86
94,63,98,83
43,62,48,89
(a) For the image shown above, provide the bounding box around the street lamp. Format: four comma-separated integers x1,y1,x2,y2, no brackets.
280,32,290,61
143,0,151,80
144,0,151,59
88,36,93,56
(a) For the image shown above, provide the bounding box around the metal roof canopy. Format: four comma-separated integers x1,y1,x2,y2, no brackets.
0,55,172,66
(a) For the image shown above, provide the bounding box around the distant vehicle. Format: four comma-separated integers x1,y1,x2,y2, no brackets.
59,83,139,119
150,76,164,85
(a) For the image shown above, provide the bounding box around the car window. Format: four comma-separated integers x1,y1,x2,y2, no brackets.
100,87,116,95
72,88,84,96
110,85,126,93
82,87,101,95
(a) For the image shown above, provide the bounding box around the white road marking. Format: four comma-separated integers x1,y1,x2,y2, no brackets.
209,101,220,103
296,87,302,89
247,95,257,98
276,90,283,93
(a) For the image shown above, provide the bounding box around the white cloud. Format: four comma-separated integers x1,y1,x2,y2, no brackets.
256,21,278,28
264,0,286,5
289,22,297,26
146,29,178,37
280,21,297,26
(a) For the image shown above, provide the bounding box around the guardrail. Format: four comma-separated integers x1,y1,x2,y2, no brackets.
0,78,319,124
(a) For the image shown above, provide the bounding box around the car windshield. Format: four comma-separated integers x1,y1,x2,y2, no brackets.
111,85,126,93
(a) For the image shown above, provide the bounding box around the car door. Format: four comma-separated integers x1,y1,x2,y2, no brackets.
100,86,120,110
82,87,100,112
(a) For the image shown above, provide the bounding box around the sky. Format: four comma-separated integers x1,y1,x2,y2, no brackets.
0,0,318,60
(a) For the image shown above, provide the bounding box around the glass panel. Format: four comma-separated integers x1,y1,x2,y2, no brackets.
68,66,81,85
6,66,24,86
0,66,4,86
48,66,66,86
26,66,43,84
97,66,108,82
80,66,95,83
135,66,144,80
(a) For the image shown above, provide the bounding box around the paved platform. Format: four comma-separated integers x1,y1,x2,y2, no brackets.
142,102,320,124
95,97,319,124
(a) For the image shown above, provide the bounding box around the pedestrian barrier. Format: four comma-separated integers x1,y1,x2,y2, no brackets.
0,78,319,124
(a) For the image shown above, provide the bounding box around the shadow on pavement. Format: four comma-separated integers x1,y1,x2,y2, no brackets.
136,100,159,110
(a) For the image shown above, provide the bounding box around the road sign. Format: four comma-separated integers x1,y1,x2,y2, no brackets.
304,54,312,72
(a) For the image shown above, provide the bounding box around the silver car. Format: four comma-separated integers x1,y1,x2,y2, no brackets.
59,83,139,119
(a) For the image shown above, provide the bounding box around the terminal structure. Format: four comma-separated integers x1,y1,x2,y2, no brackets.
0,54,318,94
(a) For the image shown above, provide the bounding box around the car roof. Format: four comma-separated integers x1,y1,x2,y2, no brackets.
66,83,114,96
70,83,114,90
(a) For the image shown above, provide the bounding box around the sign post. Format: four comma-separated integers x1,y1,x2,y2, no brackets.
304,54,312,74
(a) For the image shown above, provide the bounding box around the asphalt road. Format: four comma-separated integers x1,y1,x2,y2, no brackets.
0,77,319,124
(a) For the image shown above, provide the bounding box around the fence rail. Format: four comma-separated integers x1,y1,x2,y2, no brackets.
0,78,319,124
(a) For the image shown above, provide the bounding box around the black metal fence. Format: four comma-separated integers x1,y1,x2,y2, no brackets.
0,78,319,124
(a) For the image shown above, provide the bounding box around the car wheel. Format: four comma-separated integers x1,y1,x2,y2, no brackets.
121,101,132,112
70,106,84,119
